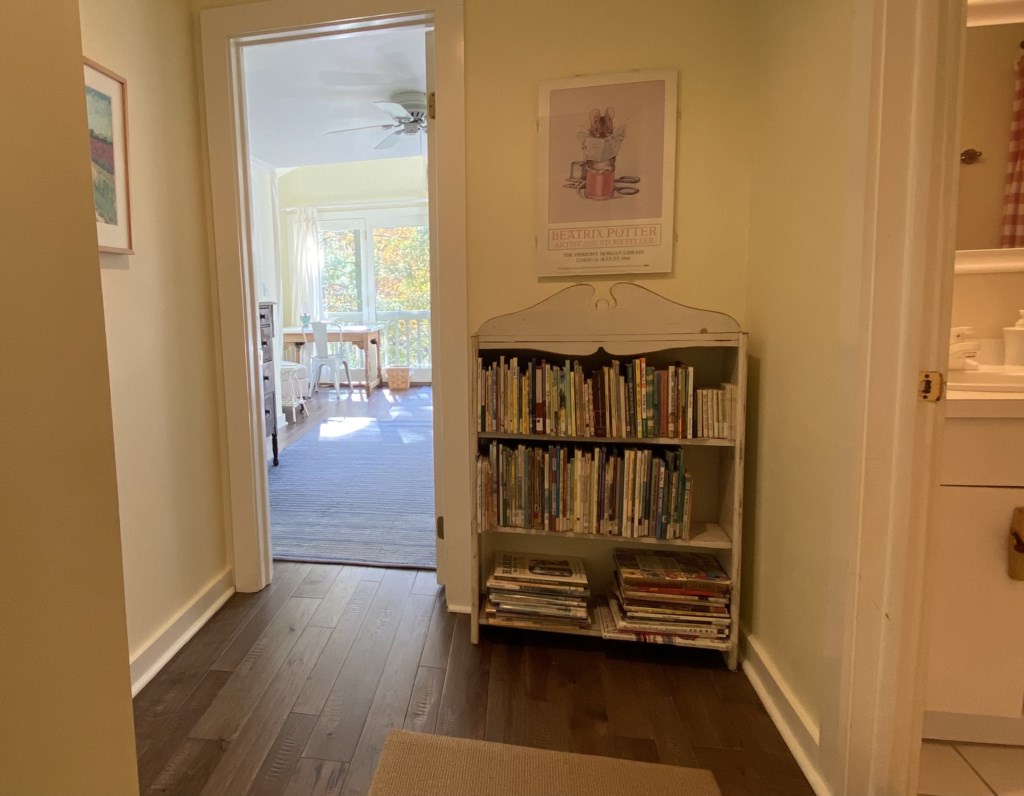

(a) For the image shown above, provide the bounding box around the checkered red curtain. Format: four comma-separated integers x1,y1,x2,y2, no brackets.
1001,56,1024,247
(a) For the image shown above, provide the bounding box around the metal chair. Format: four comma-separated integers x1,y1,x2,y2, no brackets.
304,321,353,397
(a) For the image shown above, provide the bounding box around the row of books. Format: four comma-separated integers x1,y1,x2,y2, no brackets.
695,386,738,440
477,355,734,440
484,552,592,631
600,549,732,648
476,442,692,539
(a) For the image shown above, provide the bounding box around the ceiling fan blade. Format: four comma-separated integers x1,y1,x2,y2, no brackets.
374,130,404,150
373,101,412,122
324,123,395,137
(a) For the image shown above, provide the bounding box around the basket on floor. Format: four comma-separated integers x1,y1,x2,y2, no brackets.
385,366,411,390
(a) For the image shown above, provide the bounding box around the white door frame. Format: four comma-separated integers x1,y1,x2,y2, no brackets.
199,0,468,593
831,0,964,792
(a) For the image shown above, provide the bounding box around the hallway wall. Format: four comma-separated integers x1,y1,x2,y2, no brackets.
744,0,872,770
0,1,139,792
79,0,231,676
462,0,754,331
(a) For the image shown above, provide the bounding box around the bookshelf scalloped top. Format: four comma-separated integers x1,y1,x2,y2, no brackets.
476,283,741,343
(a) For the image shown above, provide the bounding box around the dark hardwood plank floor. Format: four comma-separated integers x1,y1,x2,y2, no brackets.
134,562,814,795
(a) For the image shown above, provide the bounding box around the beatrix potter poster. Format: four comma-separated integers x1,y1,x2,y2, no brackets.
537,70,676,276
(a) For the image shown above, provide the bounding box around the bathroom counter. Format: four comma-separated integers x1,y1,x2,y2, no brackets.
946,389,1024,419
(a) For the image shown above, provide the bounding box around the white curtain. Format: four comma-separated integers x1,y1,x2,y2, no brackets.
288,206,321,326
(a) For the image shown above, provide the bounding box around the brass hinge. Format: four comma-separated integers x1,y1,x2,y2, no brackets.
919,370,944,402
428,92,436,120
436,515,445,539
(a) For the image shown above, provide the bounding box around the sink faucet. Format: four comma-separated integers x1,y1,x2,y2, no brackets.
949,326,980,371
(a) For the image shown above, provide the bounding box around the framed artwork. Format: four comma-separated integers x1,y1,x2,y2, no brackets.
84,59,133,254
537,69,677,277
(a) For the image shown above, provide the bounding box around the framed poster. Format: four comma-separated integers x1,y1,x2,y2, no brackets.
84,59,133,254
537,69,676,277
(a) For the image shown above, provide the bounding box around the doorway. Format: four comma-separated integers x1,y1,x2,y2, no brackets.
915,9,1024,793
199,1,470,595
240,26,438,569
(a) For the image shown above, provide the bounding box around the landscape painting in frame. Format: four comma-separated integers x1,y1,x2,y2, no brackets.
84,59,132,253
537,70,676,277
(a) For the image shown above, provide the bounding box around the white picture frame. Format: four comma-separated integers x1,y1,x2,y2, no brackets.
536,69,677,277
84,59,133,254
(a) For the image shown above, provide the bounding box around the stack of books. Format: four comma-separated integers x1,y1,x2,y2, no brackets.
599,549,731,649
484,551,591,630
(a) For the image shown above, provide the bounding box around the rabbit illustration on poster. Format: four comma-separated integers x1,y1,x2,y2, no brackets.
569,106,634,200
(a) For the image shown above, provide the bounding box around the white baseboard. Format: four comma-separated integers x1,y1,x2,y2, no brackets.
128,567,234,696
923,710,1024,745
741,631,831,796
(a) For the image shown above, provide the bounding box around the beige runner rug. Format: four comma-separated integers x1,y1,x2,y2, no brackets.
368,730,722,796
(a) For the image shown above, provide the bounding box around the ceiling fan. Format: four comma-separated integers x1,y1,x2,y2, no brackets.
324,90,427,150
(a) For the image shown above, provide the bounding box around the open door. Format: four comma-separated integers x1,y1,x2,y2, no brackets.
425,28,446,584
200,1,470,601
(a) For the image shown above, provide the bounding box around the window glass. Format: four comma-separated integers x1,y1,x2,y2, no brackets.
373,225,430,312
320,229,361,313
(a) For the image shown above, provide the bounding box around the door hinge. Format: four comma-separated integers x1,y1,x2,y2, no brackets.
428,91,436,120
919,370,944,402
436,515,444,539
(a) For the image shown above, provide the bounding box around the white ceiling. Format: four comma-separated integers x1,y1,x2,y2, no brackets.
242,27,427,168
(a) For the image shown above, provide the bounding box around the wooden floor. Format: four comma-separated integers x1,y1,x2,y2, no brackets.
277,385,433,453
134,562,814,795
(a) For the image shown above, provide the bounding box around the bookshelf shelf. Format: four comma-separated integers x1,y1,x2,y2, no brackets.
469,283,747,670
482,522,731,549
477,432,735,447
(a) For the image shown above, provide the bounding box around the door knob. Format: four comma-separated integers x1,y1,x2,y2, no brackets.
1010,507,1024,581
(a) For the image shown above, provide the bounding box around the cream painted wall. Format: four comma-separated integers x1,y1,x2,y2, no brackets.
277,156,428,207
951,271,1024,338
79,0,230,662
744,2,866,734
957,23,1024,250
251,157,282,303
0,1,139,792
463,1,753,331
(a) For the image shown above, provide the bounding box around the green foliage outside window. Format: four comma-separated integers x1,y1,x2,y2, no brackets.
321,229,361,313
373,226,430,312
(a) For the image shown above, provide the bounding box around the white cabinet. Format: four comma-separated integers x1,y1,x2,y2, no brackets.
469,283,747,670
923,405,1024,744
924,486,1024,718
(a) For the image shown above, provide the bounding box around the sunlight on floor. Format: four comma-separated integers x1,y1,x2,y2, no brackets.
318,417,375,439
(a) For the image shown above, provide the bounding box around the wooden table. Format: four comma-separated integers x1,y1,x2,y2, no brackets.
282,324,385,398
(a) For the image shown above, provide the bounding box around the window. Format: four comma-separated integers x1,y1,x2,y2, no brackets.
373,224,430,312
317,206,432,373
321,228,362,314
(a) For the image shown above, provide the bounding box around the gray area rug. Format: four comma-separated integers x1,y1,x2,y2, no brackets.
269,416,436,568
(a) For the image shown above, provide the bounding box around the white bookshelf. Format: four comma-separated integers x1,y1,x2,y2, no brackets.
470,283,747,670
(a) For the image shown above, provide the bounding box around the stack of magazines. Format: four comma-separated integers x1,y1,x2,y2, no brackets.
485,551,591,630
597,548,731,648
